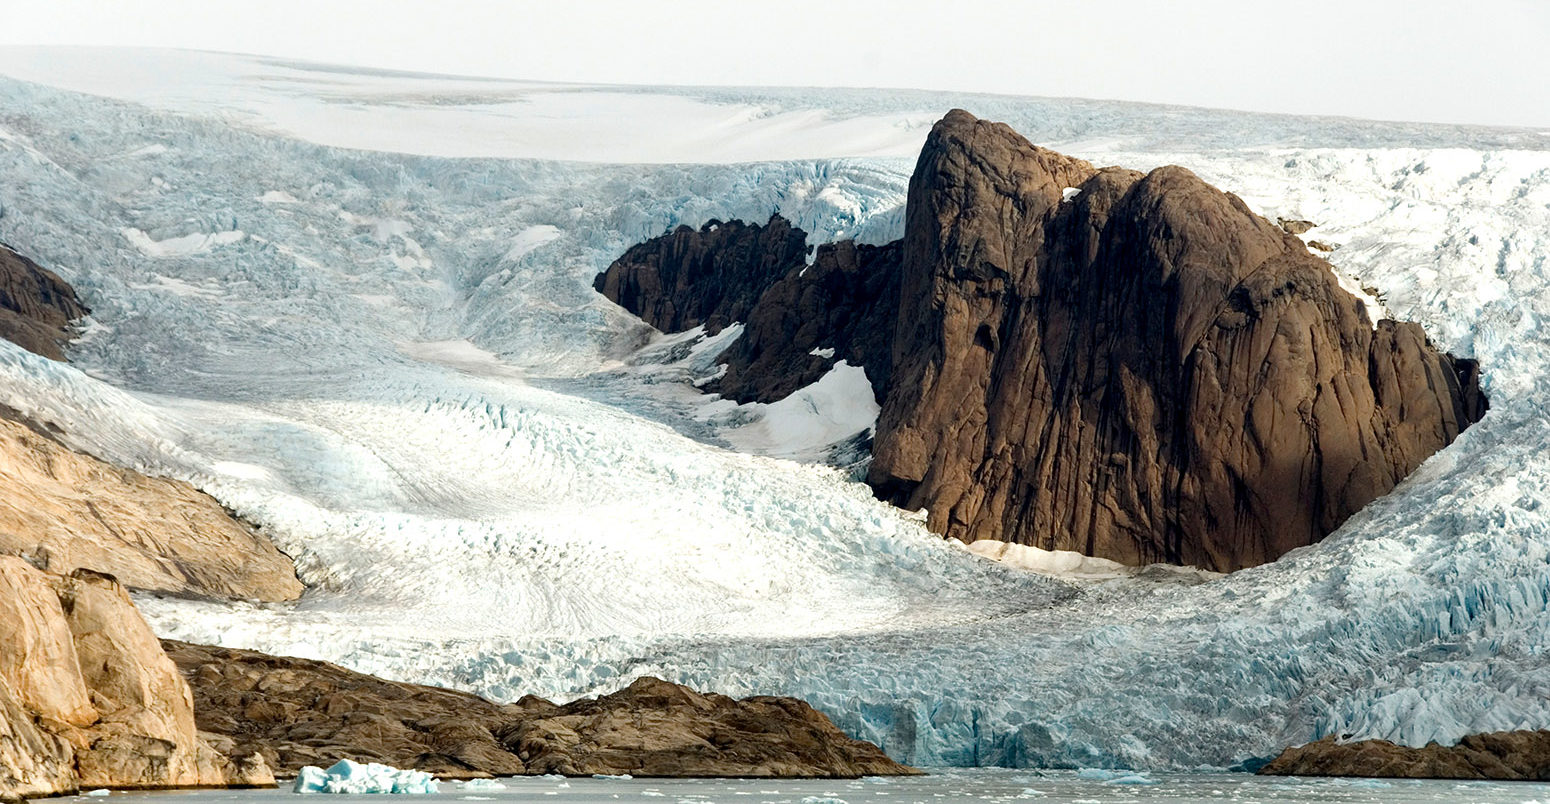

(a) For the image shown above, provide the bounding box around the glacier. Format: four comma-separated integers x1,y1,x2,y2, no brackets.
1,48,1549,770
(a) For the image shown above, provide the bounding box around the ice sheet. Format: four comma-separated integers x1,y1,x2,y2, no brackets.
0,48,1549,770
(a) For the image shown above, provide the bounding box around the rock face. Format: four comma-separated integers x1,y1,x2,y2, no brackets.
0,242,88,361
0,408,303,602
712,239,902,404
869,109,1486,570
0,557,273,800
597,109,1488,572
594,216,809,336
167,641,917,779
598,217,903,405
1260,732,1550,780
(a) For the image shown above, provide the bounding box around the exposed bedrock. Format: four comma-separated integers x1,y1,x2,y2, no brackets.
593,216,810,336
1260,732,1550,780
870,110,1486,571
0,241,89,361
594,109,1487,572
166,641,918,779
0,558,273,800
0,406,304,603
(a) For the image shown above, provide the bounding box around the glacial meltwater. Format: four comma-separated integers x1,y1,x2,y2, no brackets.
76,769,1550,804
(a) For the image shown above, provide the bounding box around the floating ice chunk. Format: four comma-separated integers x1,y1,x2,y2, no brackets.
460,778,507,791
594,773,633,780
1105,774,1157,785
84,790,111,797
801,797,848,804
1074,768,1120,781
292,759,439,794
1336,778,1394,789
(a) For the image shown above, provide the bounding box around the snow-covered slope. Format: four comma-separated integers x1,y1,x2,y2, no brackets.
2,47,1550,770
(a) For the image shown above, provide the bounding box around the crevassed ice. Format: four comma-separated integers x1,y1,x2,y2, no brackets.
1,52,1550,771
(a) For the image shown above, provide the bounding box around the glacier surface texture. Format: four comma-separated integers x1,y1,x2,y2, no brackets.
1,48,1549,769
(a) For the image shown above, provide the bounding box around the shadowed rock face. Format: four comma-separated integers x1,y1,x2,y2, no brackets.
166,641,917,779
596,109,1487,572
712,239,903,404
869,110,1486,571
1260,732,1550,780
594,216,809,336
0,242,88,361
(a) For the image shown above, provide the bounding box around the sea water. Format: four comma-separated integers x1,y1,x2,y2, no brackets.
75,769,1550,804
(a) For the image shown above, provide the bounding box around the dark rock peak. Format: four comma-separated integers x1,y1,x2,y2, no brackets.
594,214,808,335
0,241,89,361
711,238,902,404
595,109,1487,572
870,109,1486,571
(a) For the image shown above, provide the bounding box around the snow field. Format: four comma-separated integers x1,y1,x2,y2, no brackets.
1,49,1550,769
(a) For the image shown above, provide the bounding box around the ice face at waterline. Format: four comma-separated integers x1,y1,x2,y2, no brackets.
1,48,1549,770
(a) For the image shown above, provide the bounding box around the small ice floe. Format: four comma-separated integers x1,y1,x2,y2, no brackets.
594,773,633,780
1104,774,1158,785
801,797,849,804
85,790,111,797
460,778,508,791
292,759,439,794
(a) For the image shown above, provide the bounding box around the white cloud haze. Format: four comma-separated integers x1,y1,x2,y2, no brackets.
1,0,1547,128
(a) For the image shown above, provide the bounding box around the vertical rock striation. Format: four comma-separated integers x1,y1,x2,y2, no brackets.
868,110,1486,570
594,109,1487,572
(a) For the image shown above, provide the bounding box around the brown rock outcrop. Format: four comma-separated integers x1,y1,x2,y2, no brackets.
1260,732,1550,780
0,557,273,800
596,109,1487,573
0,409,302,602
167,641,917,779
0,242,89,361
868,109,1486,570
1278,217,1317,235
595,216,809,336
504,675,915,778
711,239,902,404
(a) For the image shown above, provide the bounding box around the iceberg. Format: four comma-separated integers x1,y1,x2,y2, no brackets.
292,760,438,795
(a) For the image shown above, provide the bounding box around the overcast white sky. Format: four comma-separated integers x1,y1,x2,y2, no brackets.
3,0,1548,128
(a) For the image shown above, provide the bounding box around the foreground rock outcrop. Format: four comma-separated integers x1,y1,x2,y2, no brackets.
1260,732,1550,780
0,558,273,800
167,641,917,778
0,408,302,602
0,242,88,361
596,109,1487,572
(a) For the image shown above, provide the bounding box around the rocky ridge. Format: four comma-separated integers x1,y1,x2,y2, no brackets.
596,109,1488,572
0,557,273,801
1260,732,1550,780
0,242,88,361
0,408,303,602
166,641,917,779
